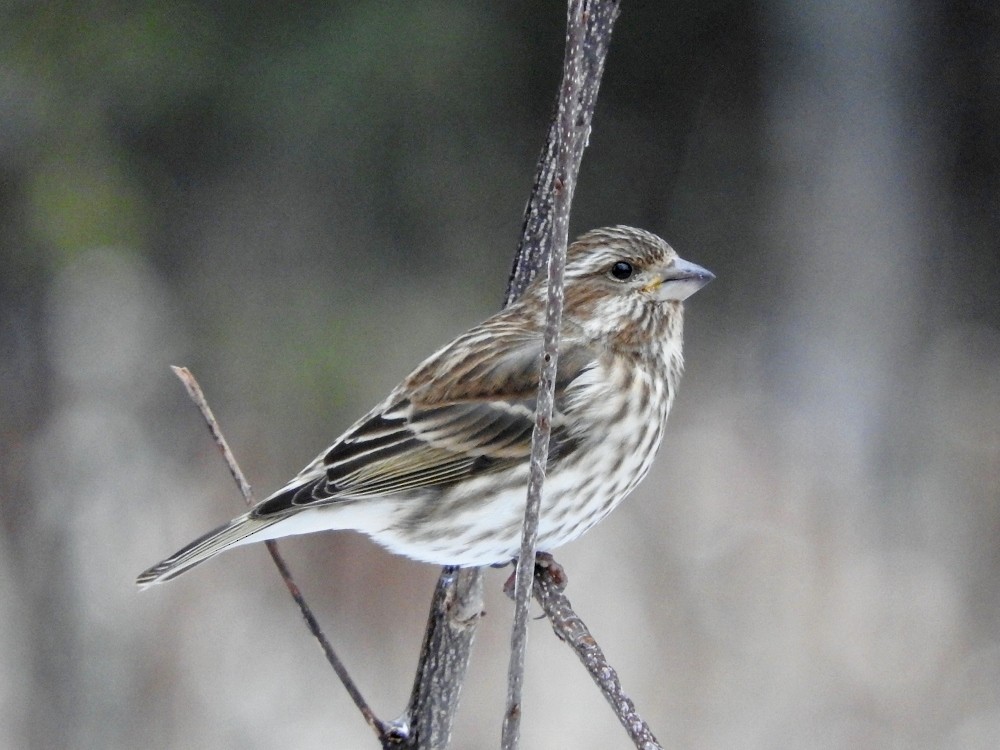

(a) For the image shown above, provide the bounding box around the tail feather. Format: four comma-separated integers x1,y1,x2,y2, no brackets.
136,514,282,590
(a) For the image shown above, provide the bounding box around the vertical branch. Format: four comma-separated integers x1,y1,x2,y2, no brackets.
505,1,623,307
379,3,620,748
501,2,621,749
386,567,484,748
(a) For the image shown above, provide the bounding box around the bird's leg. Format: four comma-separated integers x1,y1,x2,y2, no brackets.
502,552,569,599
534,552,568,590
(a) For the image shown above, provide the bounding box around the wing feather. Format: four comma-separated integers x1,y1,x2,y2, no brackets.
252,323,596,519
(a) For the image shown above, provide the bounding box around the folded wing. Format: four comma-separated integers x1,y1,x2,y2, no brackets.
252,326,595,518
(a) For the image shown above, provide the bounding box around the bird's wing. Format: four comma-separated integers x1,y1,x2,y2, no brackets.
251,326,596,517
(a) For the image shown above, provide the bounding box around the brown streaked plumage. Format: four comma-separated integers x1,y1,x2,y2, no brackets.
137,226,713,588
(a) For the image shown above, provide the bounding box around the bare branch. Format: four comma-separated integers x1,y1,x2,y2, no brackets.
505,0,623,307
170,366,389,743
399,4,621,745
501,3,621,749
171,366,253,504
393,566,483,750
533,560,663,750
384,567,484,748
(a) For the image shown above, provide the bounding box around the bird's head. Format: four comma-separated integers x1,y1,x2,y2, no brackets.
534,226,714,349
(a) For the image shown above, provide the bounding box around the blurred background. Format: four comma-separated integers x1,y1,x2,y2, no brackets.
2,1,999,748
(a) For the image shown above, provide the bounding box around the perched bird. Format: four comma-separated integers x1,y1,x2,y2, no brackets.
137,226,713,588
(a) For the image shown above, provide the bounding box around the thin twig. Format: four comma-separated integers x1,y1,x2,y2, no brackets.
398,3,621,744
533,562,663,750
171,367,253,503
505,0,623,306
501,2,620,748
170,366,389,742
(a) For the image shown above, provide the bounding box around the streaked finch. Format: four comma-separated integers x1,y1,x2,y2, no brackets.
137,226,713,588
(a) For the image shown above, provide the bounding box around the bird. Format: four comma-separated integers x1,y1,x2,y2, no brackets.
137,226,713,588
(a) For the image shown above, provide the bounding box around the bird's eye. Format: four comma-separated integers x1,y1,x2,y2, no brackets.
609,261,634,281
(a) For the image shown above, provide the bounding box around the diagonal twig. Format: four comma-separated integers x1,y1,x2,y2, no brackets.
170,366,390,742
533,562,663,750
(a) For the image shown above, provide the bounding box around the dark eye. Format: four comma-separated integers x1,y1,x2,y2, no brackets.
609,261,634,280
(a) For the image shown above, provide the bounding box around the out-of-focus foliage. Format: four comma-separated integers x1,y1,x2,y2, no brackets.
1,2,998,748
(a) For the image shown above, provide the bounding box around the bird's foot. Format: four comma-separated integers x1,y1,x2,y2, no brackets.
502,552,568,599
534,551,568,590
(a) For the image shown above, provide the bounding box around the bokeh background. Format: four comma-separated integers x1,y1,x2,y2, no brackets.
2,1,999,748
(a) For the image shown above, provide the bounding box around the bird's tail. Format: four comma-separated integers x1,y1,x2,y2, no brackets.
136,513,282,590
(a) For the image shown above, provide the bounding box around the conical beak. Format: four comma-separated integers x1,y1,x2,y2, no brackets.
652,257,715,302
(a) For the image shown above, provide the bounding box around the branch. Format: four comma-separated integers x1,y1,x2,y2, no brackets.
502,2,621,749
390,570,483,750
533,561,663,750
170,366,389,743
505,0,623,307
397,4,621,746
384,567,484,748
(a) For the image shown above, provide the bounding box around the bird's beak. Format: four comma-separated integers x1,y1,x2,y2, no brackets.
645,257,715,302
